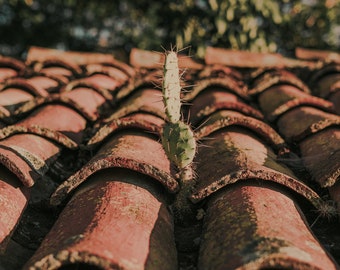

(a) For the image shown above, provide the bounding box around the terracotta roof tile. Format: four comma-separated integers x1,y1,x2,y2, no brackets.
184,76,249,101
205,46,318,69
330,90,340,115
87,113,163,149
0,134,61,187
199,183,338,270
249,69,311,96
187,90,263,127
51,128,178,206
104,88,166,122
299,128,340,188
309,64,340,114
25,169,177,270
190,127,323,208
194,110,285,149
276,107,339,142
0,164,30,253
0,56,25,82
0,46,339,269
295,47,340,64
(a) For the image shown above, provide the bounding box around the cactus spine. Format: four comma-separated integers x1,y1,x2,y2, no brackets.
160,49,197,224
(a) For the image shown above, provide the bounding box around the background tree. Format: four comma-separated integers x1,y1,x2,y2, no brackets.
0,0,338,59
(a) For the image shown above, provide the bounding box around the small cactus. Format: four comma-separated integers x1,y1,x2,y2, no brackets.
160,48,197,224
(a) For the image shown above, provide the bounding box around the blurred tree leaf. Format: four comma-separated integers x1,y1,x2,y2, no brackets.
0,0,338,58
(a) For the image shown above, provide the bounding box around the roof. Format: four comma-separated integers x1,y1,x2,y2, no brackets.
0,45,339,270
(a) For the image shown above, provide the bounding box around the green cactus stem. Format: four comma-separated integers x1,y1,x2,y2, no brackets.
161,121,196,169
162,51,181,123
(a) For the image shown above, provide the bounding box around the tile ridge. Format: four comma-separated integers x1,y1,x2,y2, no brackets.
295,47,340,64
184,76,248,101
0,124,78,149
30,58,82,77
0,134,61,187
190,166,326,210
115,70,161,101
14,95,98,122
105,88,166,122
205,46,319,69
1,77,49,97
195,110,287,153
87,114,163,149
26,46,116,67
0,56,26,73
62,79,115,103
268,96,337,122
249,70,311,96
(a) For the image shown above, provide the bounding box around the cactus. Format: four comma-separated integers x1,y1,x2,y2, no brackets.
160,49,196,175
160,48,197,224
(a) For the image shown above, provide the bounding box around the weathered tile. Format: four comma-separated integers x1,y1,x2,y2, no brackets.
25,169,177,270
296,47,340,64
0,56,25,82
194,110,286,153
104,88,166,122
191,127,324,209
1,78,48,99
51,129,178,206
197,64,242,80
85,61,135,82
329,90,340,114
253,83,332,118
299,128,340,188
87,113,164,149
198,183,338,269
310,63,340,112
0,134,61,187
62,75,121,103
184,77,248,102
61,88,111,120
249,69,310,96
27,46,116,66
276,106,340,142
205,46,317,69
13,95,97,122
190,92,263,127
313,70,340,99
0,164,30,252
30,59,82,80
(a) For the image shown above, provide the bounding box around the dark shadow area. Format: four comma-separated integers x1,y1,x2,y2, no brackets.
59,263,103,270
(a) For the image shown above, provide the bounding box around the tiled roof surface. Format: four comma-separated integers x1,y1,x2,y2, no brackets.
0,46,339,270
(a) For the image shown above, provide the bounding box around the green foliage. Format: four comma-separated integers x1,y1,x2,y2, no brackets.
0,0,338,58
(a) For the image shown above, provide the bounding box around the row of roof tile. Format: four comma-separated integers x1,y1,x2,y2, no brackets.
0,46,339,269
